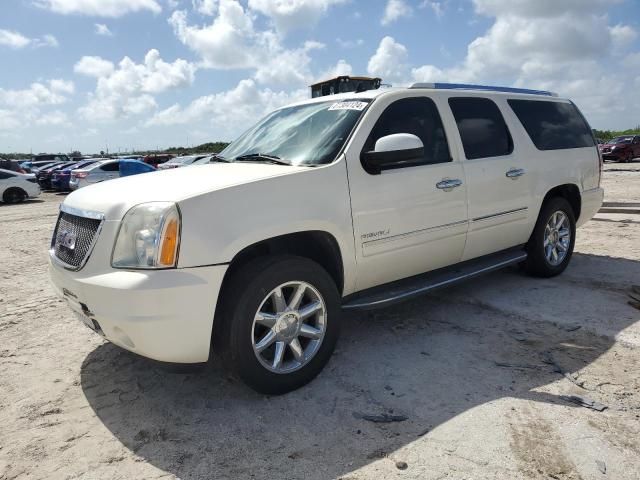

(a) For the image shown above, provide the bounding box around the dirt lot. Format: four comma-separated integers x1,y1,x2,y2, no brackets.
1,163,639,480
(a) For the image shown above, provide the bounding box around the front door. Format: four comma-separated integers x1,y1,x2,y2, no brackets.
345,93,468,292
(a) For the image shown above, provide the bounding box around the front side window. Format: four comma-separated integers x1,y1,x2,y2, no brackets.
508,99,594,150
0,171,14,179
363,97,451,166
449,97,513,160
219,100,370,166
607,136,633,145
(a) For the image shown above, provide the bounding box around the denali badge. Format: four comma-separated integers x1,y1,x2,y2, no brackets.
57,230,77,250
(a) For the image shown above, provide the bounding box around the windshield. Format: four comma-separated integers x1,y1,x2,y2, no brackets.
608,136,632,144
219,99,370,166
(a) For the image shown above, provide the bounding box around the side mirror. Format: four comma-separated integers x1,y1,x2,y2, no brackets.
361,133,424,174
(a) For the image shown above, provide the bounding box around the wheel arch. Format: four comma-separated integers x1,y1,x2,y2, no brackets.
542,184,581,220
2,186,28,203
210,230,345,353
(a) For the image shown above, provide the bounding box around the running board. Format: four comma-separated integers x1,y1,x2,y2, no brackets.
342,247,527,311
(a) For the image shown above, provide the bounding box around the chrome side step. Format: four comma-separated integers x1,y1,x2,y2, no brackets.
342,247,527,311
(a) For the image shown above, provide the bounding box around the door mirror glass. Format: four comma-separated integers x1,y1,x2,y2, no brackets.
362,133,425,173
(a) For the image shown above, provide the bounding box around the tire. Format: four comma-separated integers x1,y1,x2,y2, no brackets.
2,188,27,204
523,197,576,278
216,255,341,395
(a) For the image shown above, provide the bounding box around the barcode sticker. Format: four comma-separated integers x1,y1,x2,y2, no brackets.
328,101,368,111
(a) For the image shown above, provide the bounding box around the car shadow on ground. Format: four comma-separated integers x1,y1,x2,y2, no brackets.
0,199,45,206
80,253,639,479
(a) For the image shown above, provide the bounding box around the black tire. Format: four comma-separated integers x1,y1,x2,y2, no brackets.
216,255,341,395
523,197,576,278
2,188,27,204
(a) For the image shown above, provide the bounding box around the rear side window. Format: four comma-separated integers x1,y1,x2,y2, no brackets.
448,97,513,160
507,100,594,150
99,162,120,172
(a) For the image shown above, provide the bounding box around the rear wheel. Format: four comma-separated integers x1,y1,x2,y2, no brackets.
523,197,576,277
217,255,341,394
2,188,27,204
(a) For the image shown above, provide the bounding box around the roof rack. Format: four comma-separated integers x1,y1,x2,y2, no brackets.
410,82,558,97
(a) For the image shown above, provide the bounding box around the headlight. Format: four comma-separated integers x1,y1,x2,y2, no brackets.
112,202,181,269
610,146,616,151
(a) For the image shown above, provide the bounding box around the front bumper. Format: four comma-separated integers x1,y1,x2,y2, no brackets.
49,257,228,363
577,187,604,228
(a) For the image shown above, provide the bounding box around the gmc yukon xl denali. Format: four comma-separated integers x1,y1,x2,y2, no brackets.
49,83,604,394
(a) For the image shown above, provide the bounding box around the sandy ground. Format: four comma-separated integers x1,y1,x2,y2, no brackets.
1,162,639,480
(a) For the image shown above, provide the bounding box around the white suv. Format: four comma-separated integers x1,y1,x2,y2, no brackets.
49,83,604,394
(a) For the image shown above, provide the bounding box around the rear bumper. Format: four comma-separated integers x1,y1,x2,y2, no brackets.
577,187,604,227
49,257,228,363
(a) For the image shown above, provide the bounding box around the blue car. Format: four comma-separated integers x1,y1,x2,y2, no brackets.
51,160,97,191
119,159,156,177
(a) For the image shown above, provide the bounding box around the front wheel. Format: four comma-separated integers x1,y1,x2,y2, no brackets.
523,197,576,277
218,255,341,394
2,188,27,204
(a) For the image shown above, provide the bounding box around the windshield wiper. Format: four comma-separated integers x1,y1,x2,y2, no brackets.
234,153,291,165
209,154,230,163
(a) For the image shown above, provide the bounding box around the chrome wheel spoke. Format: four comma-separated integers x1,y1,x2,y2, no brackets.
299,301,322,320
288,338,304,363
288,284,306,310
255,330,276,352
255,312,278,328
272,287,287,313
299,324,322,339
557,242,567,252
272,341,285,369
558,228,570,239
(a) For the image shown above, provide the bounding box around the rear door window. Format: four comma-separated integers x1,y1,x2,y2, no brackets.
507,99,594,150
99,162,120,172
448,97,513,160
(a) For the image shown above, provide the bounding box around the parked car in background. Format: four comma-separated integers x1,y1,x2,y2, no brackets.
143,154,174,167
32,153,69,163
21,160,61,173
0,159,27,174
69,159,155,190
599,135,640,162
36,162,77,190
191,155,218,166
0,168,40,203
51,161,97,191
157,155,210,170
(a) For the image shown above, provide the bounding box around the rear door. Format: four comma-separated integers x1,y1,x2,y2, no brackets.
93,161,120,182
448,96,532,261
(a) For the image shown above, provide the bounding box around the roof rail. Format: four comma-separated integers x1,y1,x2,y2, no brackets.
410,82,558,97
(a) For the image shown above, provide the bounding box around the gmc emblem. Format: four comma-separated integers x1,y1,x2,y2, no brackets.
57,229,77,250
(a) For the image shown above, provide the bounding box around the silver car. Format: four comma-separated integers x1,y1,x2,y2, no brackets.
69,159,120,190
157,155,211,170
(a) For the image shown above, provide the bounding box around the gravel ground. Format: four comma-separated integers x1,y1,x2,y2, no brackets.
1,162,639,480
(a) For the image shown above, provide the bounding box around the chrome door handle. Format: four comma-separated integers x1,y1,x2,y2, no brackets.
506,168,525,179
436,179,463,190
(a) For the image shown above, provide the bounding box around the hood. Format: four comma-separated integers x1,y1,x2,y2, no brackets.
64,162,308,220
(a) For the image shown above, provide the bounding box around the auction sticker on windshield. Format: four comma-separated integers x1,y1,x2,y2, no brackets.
328,101,368,111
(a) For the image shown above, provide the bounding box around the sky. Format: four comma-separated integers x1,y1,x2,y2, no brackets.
0,0,639,154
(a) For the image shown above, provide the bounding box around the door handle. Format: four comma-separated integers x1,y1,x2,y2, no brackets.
506,168,525,179
436,179,463,190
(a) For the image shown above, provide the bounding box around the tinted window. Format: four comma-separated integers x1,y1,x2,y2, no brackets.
364,97,451,167
449,97,513,160
99,161,120,172
508,100,594,150
0,171,14,179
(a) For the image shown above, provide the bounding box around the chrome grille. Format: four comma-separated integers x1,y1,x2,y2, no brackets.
52,210,102,269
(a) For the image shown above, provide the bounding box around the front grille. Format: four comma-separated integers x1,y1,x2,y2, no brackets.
52,211,102,269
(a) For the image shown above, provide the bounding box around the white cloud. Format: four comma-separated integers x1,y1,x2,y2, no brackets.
610,24,637,50
248,0,346,32
35,0,162,17
74,56,116,77
192,0,217,15
169,2,326,86
337,38,364,49
36,110,70,126
146,78,306,137
94,23,113,36
0,30,32,48
0,79,74,108
0,29,58,49
381,0,412,26
77,49,196,122
420,1,444,19
367,36,408,83
320,59,353,80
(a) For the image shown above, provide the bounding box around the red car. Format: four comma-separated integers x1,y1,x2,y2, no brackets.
599,135,640,163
